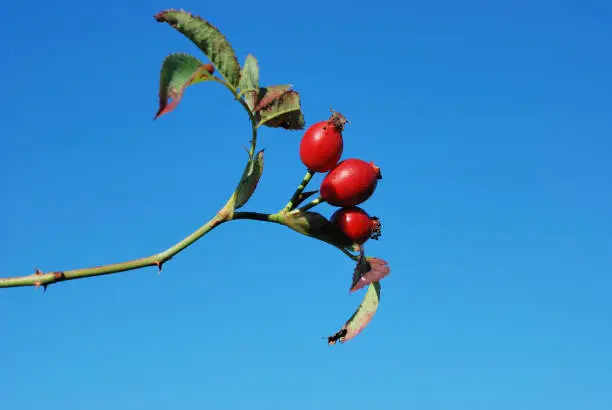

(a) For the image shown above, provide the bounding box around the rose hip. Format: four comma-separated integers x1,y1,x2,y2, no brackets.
320,158,382,207
299,110,348,173
330,207,381,245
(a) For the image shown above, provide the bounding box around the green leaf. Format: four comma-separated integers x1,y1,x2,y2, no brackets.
256,91,305,130
154,9,241,89
239,54,259,111
154,53,215,119
234,149,264,209
328,282,381,345
254,85,292,111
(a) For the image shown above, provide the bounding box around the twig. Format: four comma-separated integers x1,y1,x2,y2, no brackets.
295,196,323,213
0,197,234,289
283,170,314,212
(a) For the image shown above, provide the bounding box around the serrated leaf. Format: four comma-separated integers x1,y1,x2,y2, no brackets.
234,150,264,209
254,85,292,111
155,9,241,89
154,53,215,119
257,91,305,130
239,54,259,111
328,282,381,345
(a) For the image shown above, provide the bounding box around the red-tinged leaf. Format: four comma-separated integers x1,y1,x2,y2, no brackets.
350,256,391,293
155,53,215,119
328,282,381,345
256,91,305,130
254,85,292,111
154,9,241,89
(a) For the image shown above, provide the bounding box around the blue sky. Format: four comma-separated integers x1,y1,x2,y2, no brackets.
1,0,611,409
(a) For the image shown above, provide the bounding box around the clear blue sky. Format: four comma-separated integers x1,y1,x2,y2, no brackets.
1,0,611,408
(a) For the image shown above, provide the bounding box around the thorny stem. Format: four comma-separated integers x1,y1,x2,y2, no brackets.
0,77,264,290
0,206,355,288
283,170,314,212
0,196,234,289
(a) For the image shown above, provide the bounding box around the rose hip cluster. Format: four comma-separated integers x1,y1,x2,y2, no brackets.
299,110,382,245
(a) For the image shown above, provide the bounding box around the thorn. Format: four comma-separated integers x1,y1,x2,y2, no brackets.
155,261,163,274
43,284,48,294
34,268,43,275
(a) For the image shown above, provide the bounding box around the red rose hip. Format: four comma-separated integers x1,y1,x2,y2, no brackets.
330,207,381,245
299,110,348,173
320,158,382,207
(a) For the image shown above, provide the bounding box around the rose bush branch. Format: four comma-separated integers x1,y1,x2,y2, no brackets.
0,197,234,289
0,204,354,289
0,9,390,345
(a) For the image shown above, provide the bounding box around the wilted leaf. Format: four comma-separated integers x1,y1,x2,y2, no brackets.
154,53,215,119
234,149,264,209
239,54,259,111
257,91,305,130
350,256,391,293
328,282,381,345
254,85,293,111
155,9,241,89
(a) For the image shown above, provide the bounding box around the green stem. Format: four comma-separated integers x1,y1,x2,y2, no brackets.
335,245,360,261
212,77,258,156
295,196,323,213
0,196,235,289
283,170,314,212
233,211,279,223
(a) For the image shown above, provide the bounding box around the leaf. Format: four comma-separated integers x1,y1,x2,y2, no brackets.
328,282,381,345
254,85,293,111
239,54,259,111
234,149,264,209
154,53,215,119
350,256,390,293
283,211,353,248
154,9,241,89
257,91,305,130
